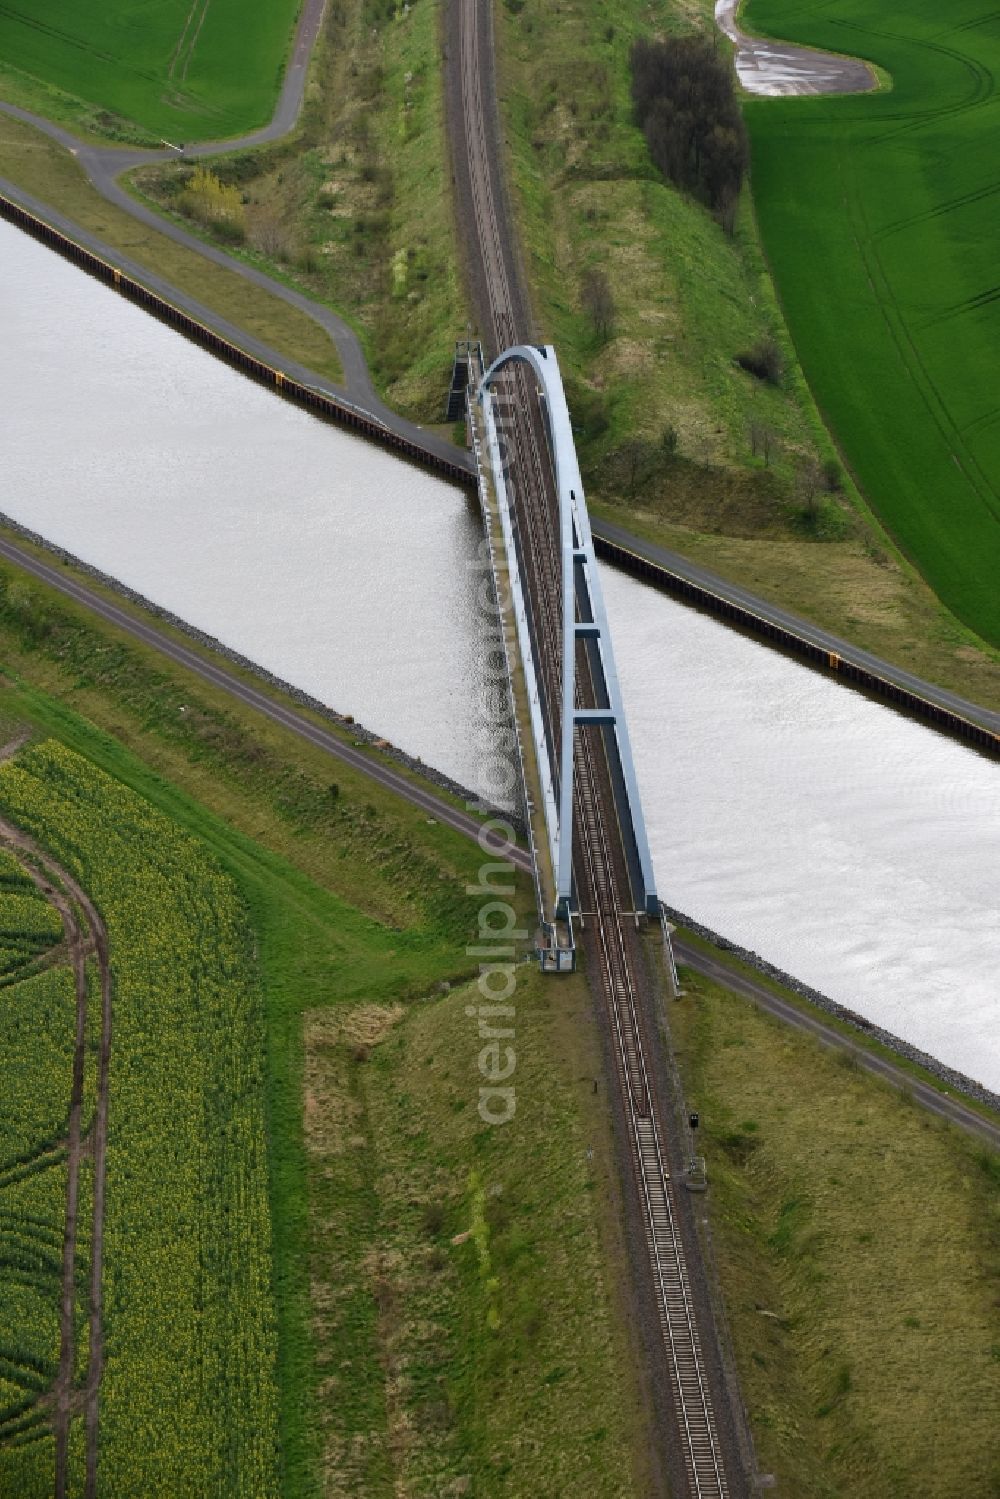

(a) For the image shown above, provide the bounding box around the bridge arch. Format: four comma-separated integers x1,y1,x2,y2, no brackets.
478,344,658,918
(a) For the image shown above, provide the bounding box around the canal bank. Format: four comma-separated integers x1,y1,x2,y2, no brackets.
4,191,996,761
3,212,999,1092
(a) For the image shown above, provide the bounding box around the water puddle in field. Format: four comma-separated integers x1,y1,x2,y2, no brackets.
714,0,875,97
3,216,999,1090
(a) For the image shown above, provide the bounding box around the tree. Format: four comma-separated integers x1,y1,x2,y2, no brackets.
749,419,775,467
581,267,616,343
617,438,656,499
181,165,245,240
630,36,748,216
796,460,824,525
249,208,293,261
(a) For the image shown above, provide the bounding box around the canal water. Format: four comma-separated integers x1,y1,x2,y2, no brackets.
3,218,999,1090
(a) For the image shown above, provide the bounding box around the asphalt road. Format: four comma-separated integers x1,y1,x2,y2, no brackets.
674,938,1000,1151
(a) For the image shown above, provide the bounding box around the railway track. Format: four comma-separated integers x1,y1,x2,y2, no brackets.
456,2,735,1490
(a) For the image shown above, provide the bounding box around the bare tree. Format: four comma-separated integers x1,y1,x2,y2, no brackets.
581,267,616,344
618,437,655,499
796,459,824,524
249,208,293,261
749,420,775,467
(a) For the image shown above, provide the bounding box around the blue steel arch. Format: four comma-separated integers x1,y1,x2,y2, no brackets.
478,344,658,918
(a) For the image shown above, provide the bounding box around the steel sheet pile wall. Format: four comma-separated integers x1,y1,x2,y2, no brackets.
0,193,473,486
595,535,1000,760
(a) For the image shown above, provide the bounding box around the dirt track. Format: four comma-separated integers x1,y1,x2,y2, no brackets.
0,805,111,1498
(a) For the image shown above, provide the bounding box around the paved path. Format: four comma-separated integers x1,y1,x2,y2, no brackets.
674,937,1000,1151
0,165,473,472
715,0,876,96
3,527,998,1153
0,0,470,473
0,532,486,848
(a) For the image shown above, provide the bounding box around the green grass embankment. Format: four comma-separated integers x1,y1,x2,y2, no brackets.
744,0,1000,648
495,0,1000,708
134,0,465,421
672,966,1000,1495
0,552,651,1496
0,0,301,142
0,112,343,385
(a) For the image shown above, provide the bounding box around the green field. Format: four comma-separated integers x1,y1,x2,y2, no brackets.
745,0,1000,645
0,856,75,1491
0,740,281,1496
672,965,1000,1495
0,551,653,1496
0,0,301,139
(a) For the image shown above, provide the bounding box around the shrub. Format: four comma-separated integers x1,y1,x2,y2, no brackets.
736,336,783,386
580,266,616,343
565,379,610,440
822,457,843,492
422,1202,446,1237
630,35,749,214
614,437,658,499
180,164,246,238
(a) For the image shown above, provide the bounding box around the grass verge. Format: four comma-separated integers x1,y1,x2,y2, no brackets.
671,965,1000,1494
0,112,343,385
494,0,1000,705
132,0,465,421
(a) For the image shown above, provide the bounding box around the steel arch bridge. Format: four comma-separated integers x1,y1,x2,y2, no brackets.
475,343,658,933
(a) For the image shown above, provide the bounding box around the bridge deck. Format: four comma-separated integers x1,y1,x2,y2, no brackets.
468,377,573,965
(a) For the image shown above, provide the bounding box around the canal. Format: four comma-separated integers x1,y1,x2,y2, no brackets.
3,217,999,1090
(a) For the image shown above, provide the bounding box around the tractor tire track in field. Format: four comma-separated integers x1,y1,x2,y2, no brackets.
841,160,1000,531
165,0,214,108
846,24,997,144
918,282,1000,330
0,792,111,1499
873,176,1000,243
950,10,1000,36
0,4,165,90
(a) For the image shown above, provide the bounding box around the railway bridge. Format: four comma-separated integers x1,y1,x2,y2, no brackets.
449,0,746,1487
461,332,736,1492
467,339,659,966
